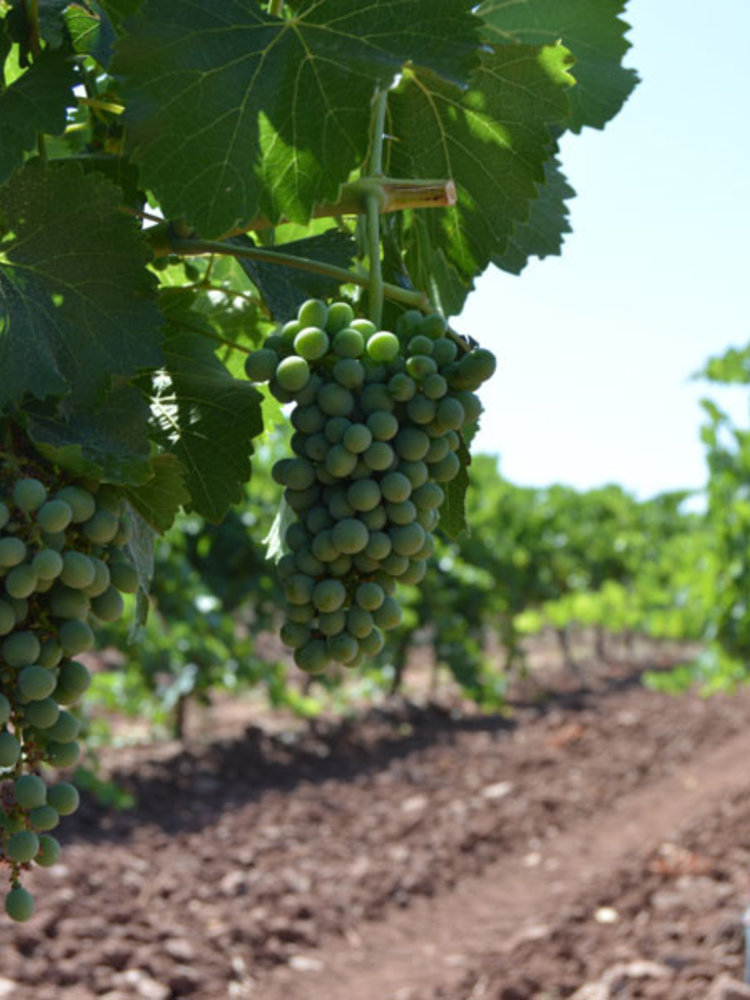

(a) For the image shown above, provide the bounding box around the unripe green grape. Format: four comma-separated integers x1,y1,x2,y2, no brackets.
50,586,89,620
325,301,355,334
356,581,385,612
325,444,358,479
363,442,395,472
374,571,397,595
312,578,346,613
14,775,47,810
366,331,399,363
295,548,325,577
60,551,96,590
347,479,381,513
29,805,59,831
394,428,430,462
398,461,429,490
38,638,63,670
304,432,328,462
13,477,47,512
351,552,378,574
386,500,417,526
387,372,416,402
422,373,448,400
284,601,315,624
6,829,38,863
444,430,461,452
35,499,73,533
297,298,328,329
350,317,376,338
415,533,436,560
451,347,497,390
294,326,329,360
280,621,311,650
419,312,447,339
285,458,316,491
333,358,364,389
295,372,322,406
91,585,125,622
416,507,439,532
2,630,41,668
45,740,81,768
285,485,319,513
45,710,80,744
59,619,94,656
272,458,293,485
435,396,465,431
5,886,34,922
0,694,10,725
56,485,96,523
380,472,412,503
400,559,427,585
412,481,445,510
280,319,303,343
93,558,120,596
327,553,352,577
425,436,450,465
294,639,329,674
406,396,436,425
54,660,91,704
327,631,359,664
406,355,438,379
360,626,385,656
343,423,373,455
292,404,326,435
381,551,409,576
407,334,434,357
35,834,61,868
360,505,387,531
34,577,54,595
0,601,15,636
390,522,426,557
304,506,333,535
19,665,56,701
24,698,60,729
324,417,351,445
47,782,80,816
367,411,398,441
311,530,339,563
244,348,278,383
318,383,354,417
284,522,309,552
454,390,482,423
32,548,64,581
364,531,392,561
333,327,364,358
284,574,315,606
276,355,310,392
331,518,368,555
0,537,26,568
430,451,461,483
361,384,394,415
396,310,424,338
346,606,373,639
374,595,403,630
318,610,346,637
82,509,119,545
432,337,458,365
5,564,38,600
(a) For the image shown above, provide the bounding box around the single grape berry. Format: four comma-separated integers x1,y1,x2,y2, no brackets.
5,886,34,922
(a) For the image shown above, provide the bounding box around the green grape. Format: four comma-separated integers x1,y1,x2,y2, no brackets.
294,639,329,674
294,372,322,406
432,337,458,365
32,548,64,581
284,574,315,606
422,373,448,400
406,396,436,425
5,564,38,600
324,417,352,444
381,551,409,576
2,631,41,668
361,384,394,415
360,627,385,656
7,830,39,863
5,886,34,922
373,595,403,630
346,606,373,639
312,578,346,613
14,775,47,810
45,740,81,768
327,553,352,577
450,347,497,390
326,301,355,333
343,424,373,455
380,472,412,504
45,710,80,743
280,319,303,343
54,660,91,704
407,334,434,357
0,601,14,636
292,404,326,435
367,411,398,441
35,499,73,533
0,537,26,568
325,444,358,479
435,396,465,431
454,390,482,423
276,355,310,392
398,461,429,490
317,610,346,637
419,313,447,339
35,834,61,868
360,505,387,531
318,383,354,417
400,559,427,585
311,530,339,563
91,586,125,622
24,698,60,729
390,522,426,557
326,631,358,664
333,327,364,358
29,805,59,831
294,326,329,360
304,506,333,534
350,318,376,338
280,622,311,650
244,348,278,383
412,481,445,510
297,298,328,329
364,531,391,561
0,694,10,725
84,558,112,598
347,479,381,513
285,485,319,513
19,665,56,701
374,571,397,595
394,428,430,462
50,586,89,620
415,532,436,560
387,373,416,402
284,601,315,625
406,355,438,380
82,509,119,545
295,548,325,577
333,358,364,389
60,551,96,590
58,619,95,656
56,485,96,523
331,518,368,555
386,500,417,526
352,552,379,574
272,458,293,485
425,436,449,465
37,638,63,670
304,433,328,462
285,459,316,491
430,451,461,483
355,581,384,612
285,522,309,552
366,331,399,363
363,442,394,472
13,477,47,512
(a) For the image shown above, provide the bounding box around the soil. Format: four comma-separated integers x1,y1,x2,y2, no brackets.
1,646,750,1000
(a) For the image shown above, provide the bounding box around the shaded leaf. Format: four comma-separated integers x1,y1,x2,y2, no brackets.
0,161,163,410
439,439,471,538
123,453,191,532
65,2,118,66
113,0,482,236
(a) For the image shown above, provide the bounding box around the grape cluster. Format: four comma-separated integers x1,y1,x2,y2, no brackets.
0,448,139,921
245,299,495,674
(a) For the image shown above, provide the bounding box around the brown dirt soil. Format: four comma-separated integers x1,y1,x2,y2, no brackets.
0,650,750,1000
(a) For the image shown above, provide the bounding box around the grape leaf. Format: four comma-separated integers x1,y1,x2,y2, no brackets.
123,453,191,533
404,214,473,318
477,0,639,131
5,0,70,55
65,2,117,66
439,439,472,539
0,161,163,410
494,153,575,275
112,0,482,236
234,229,357,321
97,0,145,31
388,43,573,286
152,298,265,522
24,382,153,485
0,45,78,185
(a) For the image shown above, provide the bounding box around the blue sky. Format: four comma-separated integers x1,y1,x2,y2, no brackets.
455,0,750,500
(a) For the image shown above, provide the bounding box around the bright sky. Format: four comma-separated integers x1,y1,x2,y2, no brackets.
455,0,750,501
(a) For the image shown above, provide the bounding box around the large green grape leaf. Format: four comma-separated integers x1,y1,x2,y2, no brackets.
0,45,78,185
123,453,191,532
389,43,573,286
439,439,472,538
65,2,117,66
112,0,482,237
494,153,575,274
234,229,357,321
0,162,163,411
477,0,638,132
152,297,265,522
405,215,471,318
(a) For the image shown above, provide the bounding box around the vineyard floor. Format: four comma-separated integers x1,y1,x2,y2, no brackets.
1,648,750,999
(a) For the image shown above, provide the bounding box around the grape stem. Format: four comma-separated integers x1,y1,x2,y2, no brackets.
166,237,433,313
365,89,389,327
